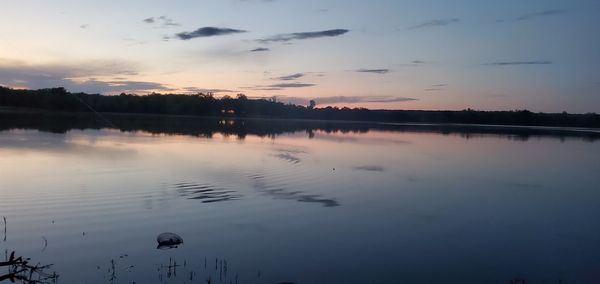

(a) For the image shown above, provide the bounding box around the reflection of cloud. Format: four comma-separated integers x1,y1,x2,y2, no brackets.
258,29,349,43
353,165,385,172
408,19,459,29
175,27,247,40
0,130,137,159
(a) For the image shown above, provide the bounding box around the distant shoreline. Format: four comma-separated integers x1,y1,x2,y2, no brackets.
1,87,599,129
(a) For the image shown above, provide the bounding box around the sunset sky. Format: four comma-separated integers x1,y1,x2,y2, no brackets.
1,0,599,112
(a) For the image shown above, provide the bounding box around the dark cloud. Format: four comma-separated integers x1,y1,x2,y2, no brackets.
485,61,552,66
517,9,566,21
258,29,349,43
175,27,247,40
79,24,89,29
354,69,390,74
143,17,155,23
408,19,459,29
250,47,270,52
0,60,171,94
272,73,305,81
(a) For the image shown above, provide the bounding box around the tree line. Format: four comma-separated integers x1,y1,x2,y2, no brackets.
1,86,599,128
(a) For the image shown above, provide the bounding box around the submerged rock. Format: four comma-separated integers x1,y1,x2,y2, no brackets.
156,232,183,250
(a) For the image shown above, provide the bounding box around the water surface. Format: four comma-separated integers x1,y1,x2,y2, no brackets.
1,113,599,283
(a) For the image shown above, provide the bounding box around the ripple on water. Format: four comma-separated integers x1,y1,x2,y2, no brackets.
173,182,242,203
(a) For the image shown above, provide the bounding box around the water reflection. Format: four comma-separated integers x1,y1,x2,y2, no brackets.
1,110,598,142
1,111,600,283
0,251,58,283
250,174,340,207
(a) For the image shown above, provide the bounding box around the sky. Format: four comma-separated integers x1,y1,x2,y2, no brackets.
0,0,599,112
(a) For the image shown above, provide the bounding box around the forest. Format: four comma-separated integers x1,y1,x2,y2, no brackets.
1,86,599,128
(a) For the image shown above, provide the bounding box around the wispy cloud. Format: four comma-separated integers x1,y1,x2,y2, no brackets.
250,47,270,52
242,82,316,91
408,19,459,29
353,165,385,172
258,29,349,43
269,95,417,105
182,87,237,94
143,16,181,27
175,27,247,40
272,73,305,81
424,83,447,92
517,9,566,21
485,61,552,66
79,24,89,29
353,68,390,74
396,60,425,67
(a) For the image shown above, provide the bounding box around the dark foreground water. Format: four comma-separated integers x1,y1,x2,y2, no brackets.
1,112,599,283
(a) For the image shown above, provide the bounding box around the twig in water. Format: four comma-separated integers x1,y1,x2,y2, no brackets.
2,216,6,242
42,236,48,252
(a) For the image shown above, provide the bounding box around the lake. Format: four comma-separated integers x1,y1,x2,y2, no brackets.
1,111,599,283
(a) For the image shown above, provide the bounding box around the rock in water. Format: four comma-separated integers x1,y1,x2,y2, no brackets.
157,232,183,250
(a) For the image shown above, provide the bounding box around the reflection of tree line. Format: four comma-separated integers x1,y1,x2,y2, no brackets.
1,86,599,128
1,109,599,142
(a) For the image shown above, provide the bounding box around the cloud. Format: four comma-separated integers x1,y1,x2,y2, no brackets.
0,59,171,94
272,73,305,81
79,24,89,29
271,83,314,88
175,27,247,40
517,9,566,21
354,68,390,74
242,81,316,91
315,96,416,104
396,60,425,67
250,47,270,52
143,16,180,27
353,165,385,172
266,95,417,105
182,87,237,94
408,19,459,29
258,29,349,43
485,61,552,66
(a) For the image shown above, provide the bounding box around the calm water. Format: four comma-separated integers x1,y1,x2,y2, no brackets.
1,113,600,283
